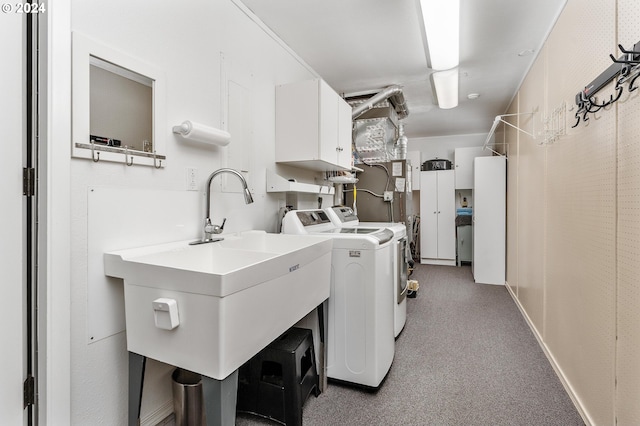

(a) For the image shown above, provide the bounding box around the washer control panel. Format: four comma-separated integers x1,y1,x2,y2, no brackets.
296,210,331,227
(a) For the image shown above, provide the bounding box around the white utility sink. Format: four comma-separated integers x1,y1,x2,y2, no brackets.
104,230,332,380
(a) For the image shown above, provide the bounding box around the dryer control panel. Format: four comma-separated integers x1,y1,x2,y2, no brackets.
327,206,358,224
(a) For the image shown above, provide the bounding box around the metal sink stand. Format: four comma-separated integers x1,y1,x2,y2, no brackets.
128,352,239,426
127,303,326,426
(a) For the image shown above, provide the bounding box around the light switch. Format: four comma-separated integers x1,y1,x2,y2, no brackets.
152,298,180,330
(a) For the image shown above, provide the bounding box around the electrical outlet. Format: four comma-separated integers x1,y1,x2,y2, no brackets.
384,191,393,201
186,167,198,191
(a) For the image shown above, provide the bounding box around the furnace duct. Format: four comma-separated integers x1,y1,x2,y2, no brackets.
348,86,409,164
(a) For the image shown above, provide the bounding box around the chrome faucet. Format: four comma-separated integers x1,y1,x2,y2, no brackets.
192,168,254,245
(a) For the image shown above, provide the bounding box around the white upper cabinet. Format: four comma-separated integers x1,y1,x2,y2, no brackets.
276,79,352,171
454,146,491,189
407,150,421,190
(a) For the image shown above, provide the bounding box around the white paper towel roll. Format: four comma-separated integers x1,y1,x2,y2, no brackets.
172,120,231,146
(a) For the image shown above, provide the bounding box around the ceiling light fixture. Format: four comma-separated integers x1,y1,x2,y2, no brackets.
432,68,459,109
467,93,480,100
419,0,460,70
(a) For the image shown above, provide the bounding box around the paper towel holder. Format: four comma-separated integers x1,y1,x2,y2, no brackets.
172,120,231,147
172,122,193,135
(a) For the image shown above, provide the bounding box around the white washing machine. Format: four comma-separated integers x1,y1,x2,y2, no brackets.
282,209,395,388
325,206,408,337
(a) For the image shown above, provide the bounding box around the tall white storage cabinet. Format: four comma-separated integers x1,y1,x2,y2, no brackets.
420,170,456,265
473,156,506,285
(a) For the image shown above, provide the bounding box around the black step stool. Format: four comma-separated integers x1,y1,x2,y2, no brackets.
237,327,320,425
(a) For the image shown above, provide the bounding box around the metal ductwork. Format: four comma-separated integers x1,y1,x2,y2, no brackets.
351,85,409,120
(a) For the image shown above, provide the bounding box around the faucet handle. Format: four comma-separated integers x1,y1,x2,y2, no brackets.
212,218,226,234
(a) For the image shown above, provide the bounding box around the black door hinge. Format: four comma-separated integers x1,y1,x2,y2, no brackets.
23,167,35,197
23,374,35,408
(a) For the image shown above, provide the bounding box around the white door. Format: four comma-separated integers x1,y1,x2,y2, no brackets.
336,97,352,169
420,171,438,258
436,170,456,259
1,13,28,425
407,151,421,190
454,146,491,189
473,156,506,285
420,170,455,260
319,80,339,163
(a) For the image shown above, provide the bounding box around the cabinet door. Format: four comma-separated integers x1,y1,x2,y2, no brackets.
336,96,352,169
436,170,456,259
275,79,320,162
319,80,339,163
454,146,490,189
420,171,438,258
407,151,421,190
473,156,506,284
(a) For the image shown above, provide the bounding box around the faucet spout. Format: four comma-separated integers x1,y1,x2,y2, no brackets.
197,168,253,243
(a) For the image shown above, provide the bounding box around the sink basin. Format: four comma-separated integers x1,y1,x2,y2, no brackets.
104,230,332,380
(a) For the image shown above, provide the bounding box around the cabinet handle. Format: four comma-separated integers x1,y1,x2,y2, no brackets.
433,211,437,214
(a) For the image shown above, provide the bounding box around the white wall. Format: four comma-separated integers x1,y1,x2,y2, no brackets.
46,0,332,423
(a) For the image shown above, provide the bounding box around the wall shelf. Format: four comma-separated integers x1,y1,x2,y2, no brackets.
266,169,334,195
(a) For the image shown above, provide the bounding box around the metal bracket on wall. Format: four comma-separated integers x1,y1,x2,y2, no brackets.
573,41,640,127
76,142,166,167
483,111,536,156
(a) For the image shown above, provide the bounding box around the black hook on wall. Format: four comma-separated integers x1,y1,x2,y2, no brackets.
628,73,640,92
609,43,640,65
572,41,640,128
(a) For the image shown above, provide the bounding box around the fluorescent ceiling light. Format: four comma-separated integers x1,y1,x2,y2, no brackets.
432,68,459,109
420,0,460,70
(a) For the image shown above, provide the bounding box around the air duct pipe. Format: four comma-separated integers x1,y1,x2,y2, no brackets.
351,85,409,120
395,123,408,160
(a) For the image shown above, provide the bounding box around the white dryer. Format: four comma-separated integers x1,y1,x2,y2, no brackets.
282,209,395,388
325,206,408,337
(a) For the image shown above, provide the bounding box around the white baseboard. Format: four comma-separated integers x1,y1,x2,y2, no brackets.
140,399,173,426
504,281,593,426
